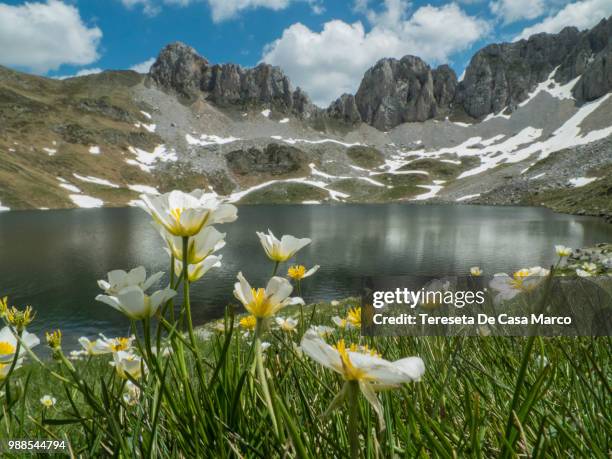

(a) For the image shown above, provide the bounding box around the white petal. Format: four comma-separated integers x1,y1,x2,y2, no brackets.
116,286,146,319
359,381,386,431
127,266,147,286
265,276,293,305
143,271,164,291
211,204,238,224
303,265,320,278
150,288,177,314
96,294,122,312
233,272,253,306
347,352,412,384
392,357,426,381
300,330,342,374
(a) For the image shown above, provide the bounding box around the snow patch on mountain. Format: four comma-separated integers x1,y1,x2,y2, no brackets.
568,177,598,187
127,145,177,172
73,174,119,188
186,134,240,146
270,135,362,148
69,195,104,208
128,184,159,194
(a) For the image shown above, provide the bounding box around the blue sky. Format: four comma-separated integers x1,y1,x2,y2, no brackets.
0,0,610,106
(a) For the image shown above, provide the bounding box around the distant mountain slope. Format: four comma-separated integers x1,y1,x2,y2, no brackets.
0,16,610,220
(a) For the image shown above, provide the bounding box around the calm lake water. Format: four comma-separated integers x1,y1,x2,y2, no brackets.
0,204,611,347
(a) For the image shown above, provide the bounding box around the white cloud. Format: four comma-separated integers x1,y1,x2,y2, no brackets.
207,0,291,22
0,0,102,73
55,67,103,80
262,1,490,106
120,0,196,16
130,58,156,73
515,0,612,40
119,0,321,21
120,0,161,16
490,0,545,24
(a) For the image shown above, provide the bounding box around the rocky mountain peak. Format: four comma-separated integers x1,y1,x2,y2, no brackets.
354,55,455,130
149,42,209,101
148,42,316,118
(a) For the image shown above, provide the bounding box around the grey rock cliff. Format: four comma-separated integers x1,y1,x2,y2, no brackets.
456,17,611,118
148,42,209,102
354,56,443,130
326,94,361,124
149,42,317,118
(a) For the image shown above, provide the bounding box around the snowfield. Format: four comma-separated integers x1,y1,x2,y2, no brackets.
69,195,104,208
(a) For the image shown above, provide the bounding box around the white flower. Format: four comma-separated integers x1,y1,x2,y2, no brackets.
330,300,340,306
256,229,311,262
139,190,237,237
151,345,173,358
78,336,112,355
174,255,222,282
308,325,334,337
534,355,549,367
332,316,347,328
0,326,39,378
69,350,86,360
96,285,176,320
40,395,56,408
470,266,482,276
97,266,163,295
111,351,145,379
275,317,298,332
576,262,597,277
162,225,226,264
233,272,304,319
287,264,319,280
555,245,572,257
300,331,424,429
122,380,141,406
261,342,271,352
93,335,134,354
489,267,549,304
301,332,425,383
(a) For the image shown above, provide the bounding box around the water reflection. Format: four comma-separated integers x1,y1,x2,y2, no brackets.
0,204,609,345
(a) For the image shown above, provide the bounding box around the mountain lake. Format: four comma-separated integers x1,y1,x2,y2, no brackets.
1,203,611,347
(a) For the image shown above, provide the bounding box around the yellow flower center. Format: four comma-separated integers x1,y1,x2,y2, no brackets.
346,307,361,327
288,265,306,280
111,338,131,352
247,288,273,318
333,340,368,381
170,207,183,223
239,315,257,330
0,341,16,355
42,399,53,407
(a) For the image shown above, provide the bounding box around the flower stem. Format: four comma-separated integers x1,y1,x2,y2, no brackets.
255,319,279,436
169,254,176,323
182,237,195,337
348,380,360,459
272,261,280,276
182,236,205,381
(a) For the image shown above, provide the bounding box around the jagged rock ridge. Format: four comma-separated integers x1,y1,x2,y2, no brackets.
149,42,316,118
148,16,611,130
